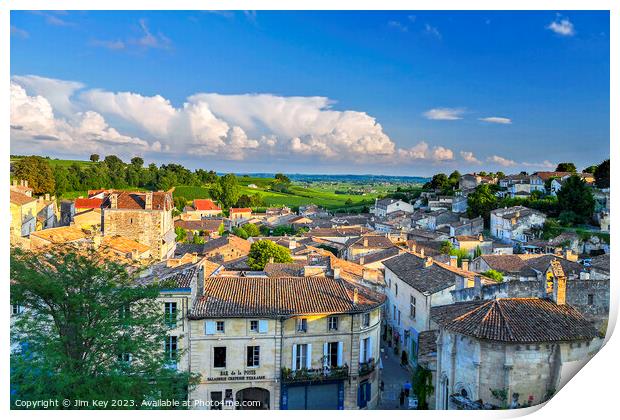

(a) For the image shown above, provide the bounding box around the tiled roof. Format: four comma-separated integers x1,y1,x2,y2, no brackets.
264,262,304,277
305,226,370,238
353,247,401,265
101,190,172,211
491,205,545,220
230,207,252,214
10,190,36,205
102,235,150,254
345,234,394,250
532,171,574,181
175,219,223,232
590,254,610,273
478,254,539,275
75,198,103,209
383,252,487,294
30,226,88,244
137,259,211,289
525,255,583,278
190,275,385,319
193,199,221,211
431,298,597,343
202,235,251,254
417,330,438,359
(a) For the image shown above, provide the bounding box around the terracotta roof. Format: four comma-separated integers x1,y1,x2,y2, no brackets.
353,247,401,265
190,275,385,319
532,171,574,182
478,254,539,275
589,254,610,273
230,207,252,214
417,330,438,359
431,298,597,343
102,235,150,254
30,226,88,244
137,258,218,289
175,219,223,232
264,262,305,277
345,234,394,250
74,197,103,209
193,199,221,211
101,190,172,211
10,190,36,205
202,235,251,254
305,226,371,238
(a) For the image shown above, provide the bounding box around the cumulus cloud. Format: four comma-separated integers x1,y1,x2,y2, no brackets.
432,146,454,161
479,116,512,125
460,151,481,164
487,155,517,167
423,107,464,121
547,16,575,36
522,160,554,169
12,75,465,166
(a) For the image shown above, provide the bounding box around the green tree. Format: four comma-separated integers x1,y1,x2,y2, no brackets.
10,246,198,408
12,156,56,195
594,159,610,189
557,175,595,224
175,226,187,242
210,174,240,209
429,173,450,191
89,154,100,162
583,164,598,175
130,157,144,167
247,240,293,270
412,367,434,410
274,173,291,183
466,184,499,223
555,162,577,173
232,227,249,239
242,223,260,237
482,269,504,283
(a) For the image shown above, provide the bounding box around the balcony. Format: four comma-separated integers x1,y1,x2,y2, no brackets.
281,365,349,384
358,358,376,376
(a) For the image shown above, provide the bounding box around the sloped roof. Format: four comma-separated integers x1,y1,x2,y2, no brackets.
431,298,597,343
10,190,36,206
345,234,394,249
590,254,610,273
193,199,221,211
202,235,251,254
230,207,252,214
190,275,385,319
101,190,172,211
30,226,88,244
175,219,223,232
75,198,103,209
264,262,305,277
102,235,150,254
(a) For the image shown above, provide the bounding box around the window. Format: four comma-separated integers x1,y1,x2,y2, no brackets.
361,338,371,363
393,305,397,321
328,316,338,331
216,321,225,333
11,304,23,316
326,342,339,367
297,318,308,333
214,347,227,368
362,312,370,328
118,352,131,363
247,346,260,367
250,320,259,332
395,283,398,297
164,302,177,327
294,344,308,370
165,336,178,361
588,294,594,305
410,295,416,319
398,310,401,326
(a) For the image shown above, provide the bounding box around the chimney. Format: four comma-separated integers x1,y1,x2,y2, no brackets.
353,288,359,304
363,237,368,247
362,268,376,282
461,259,469,272
420,248,425,257
24,180,28,187
449,255,458,268
563,249,577,262
333,267,341,279
289,239,297,249
579,271,590,280
110,193,118,209
145,192,153,210
455,274,465,290
359,256,365,266
12,180,17,187
553,273,567,306
410,243,416,253
478,233,484,242
45,193,50,201
424,256,433,268
268,257,274,264
474,275,481,291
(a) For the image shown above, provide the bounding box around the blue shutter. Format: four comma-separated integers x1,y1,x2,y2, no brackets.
205,320,216,335
366,382,371,403
258,319,268,333
291,345,297,371
337,342,343,367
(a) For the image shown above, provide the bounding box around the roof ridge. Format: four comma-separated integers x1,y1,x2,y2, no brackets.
493,299,516,341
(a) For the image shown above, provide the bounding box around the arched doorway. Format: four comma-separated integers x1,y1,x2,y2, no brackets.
235,387,270,410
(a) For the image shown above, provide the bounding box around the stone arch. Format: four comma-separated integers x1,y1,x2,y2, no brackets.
235,387,270,410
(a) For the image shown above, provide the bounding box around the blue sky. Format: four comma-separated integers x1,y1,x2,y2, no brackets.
10,10,610,176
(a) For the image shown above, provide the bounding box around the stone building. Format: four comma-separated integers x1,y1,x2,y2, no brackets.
341,234,394,261
101,190,176,260
187,274,385,410
181,199,222,221
490,206,546,244
10,190,37,243
431,294,600,409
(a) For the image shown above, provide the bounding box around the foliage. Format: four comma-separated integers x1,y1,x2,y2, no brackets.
412,366,434,410
558,211,579,227
175,226,187,242
232,227,249,240
555,162,577,173
241,223,260,237
490,388,509,408
10,246,198,408
89,154,100,162
594,159,609,189
247,240,293,270
556,175,595,224
274,173,291,183
482,269,504,283
209,173,241,209
466,184,499,223
12,155,56,194
236,193,265,208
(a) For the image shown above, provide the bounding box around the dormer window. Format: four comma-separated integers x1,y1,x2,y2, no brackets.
297,318,308,333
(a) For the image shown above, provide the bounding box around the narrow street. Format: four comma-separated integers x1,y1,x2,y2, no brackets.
377,339,413,410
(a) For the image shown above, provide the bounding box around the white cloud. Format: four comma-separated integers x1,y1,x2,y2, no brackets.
91,39,126,50
424,24,442,39
130,19,172,50
460,151,481,164
479,116,512,125
12,75,462,165
547,17,575,37
487,155,517,167
388,21,408,32
522,160,554,169
432,146,454,161
11,26,29,39
423,107,464,121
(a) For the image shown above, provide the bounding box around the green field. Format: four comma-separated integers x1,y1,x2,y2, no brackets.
10,156,95,169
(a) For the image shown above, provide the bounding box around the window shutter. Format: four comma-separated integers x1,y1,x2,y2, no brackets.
306,344,312,369
292,345,297,371
337,342,343,367
359,338,364,363
368,336,373,359
205,320,216,335
258,319,268,333
323,343,329,368
366,382,371,402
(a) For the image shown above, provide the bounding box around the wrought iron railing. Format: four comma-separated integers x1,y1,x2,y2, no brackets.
359,358,376,376
281,365,349,383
